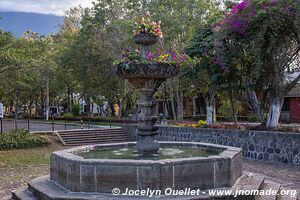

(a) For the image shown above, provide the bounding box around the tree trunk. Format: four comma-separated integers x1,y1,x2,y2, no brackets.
164,99,169,118
118,100,123,119
110,102,115,117
246,88,259,114
206,105,214,126
35,99,38,117
266,95,283,128
230,86,238,127
205,84,217,126
213,105,217,122
176,86,181,121
67,86,71,113
179,90,184,121
163,84,169,118
246,87,266,125
40,87,45,117
71,93,74,109
259,90,268,126
91,101,94,117
86,96,91,117
197,94,206,115
14,106,18,130
171,96,177,121
46,72,50,121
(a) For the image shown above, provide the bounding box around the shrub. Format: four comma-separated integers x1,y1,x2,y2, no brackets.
218,99,243,118
71,103,81,117
198,120,206,126
0,129,50,150
62,113,73,118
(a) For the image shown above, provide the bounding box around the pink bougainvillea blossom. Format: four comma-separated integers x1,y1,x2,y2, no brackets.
231,0,250,14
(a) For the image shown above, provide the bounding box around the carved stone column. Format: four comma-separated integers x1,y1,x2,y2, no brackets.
133,79,162,154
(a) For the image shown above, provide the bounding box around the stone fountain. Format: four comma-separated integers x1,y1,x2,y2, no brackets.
12,21,245,200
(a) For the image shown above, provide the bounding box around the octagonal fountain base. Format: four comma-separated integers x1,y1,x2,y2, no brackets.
13,142,243,200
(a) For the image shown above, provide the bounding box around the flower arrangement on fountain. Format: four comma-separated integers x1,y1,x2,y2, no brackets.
132,12,163,39
115,14,188,75
114,47,188,69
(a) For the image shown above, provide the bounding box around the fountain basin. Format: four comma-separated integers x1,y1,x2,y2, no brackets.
50,142,242,194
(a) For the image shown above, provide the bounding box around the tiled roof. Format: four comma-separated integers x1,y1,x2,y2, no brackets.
286,84,300,97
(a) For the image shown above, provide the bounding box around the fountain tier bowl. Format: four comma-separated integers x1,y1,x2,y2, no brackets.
116,63,179,79
50,142,242,193
134,33,159,45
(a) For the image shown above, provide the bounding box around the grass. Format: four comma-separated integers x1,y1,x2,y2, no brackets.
0,148,50,167
0,135,65,168
0,135,66,199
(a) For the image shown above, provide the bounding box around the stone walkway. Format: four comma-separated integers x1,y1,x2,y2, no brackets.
243,159,300,197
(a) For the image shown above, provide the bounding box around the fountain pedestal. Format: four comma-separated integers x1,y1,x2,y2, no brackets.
117,34,179,154
117,62,179,154
135,81,161,154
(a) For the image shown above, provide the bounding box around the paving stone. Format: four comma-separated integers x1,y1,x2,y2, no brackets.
256,181,281,200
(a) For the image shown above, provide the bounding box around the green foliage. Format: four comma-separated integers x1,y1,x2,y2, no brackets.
62,113,74,118
218,99,243,117
0,129,49,150
215,0,300,91
214,0,300,127
71,103,80,117
0,0,224,121
185,26,224,88
149,0,222,50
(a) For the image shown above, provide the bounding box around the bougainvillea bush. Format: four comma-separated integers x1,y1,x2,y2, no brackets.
213,0,300,128
214,0,300,74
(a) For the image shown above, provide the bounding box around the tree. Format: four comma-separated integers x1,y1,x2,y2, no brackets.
0,31,56,119
215,0,300,128
60,1,134,117
148,0,222,121
185,27,223,125
55,7,83,113
0,30,39,75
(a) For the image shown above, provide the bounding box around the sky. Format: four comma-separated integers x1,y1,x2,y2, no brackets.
0,0,94,16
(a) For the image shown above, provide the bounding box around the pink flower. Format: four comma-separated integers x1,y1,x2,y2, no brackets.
231,0,249,14
145,52,154,61
171,52,177,61
262,4,269,10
